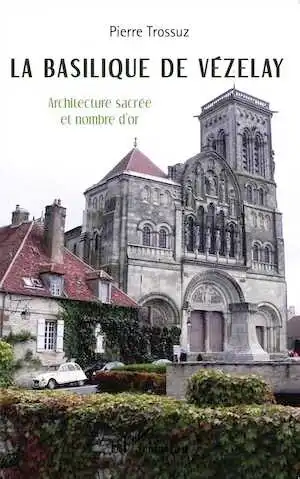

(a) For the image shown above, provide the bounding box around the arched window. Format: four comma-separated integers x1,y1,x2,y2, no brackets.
242,130,251,171
207,203,215,254
264,245,271,264
217,130,226,159
186,216,194,252
92,197,98,209
142,186,150,202
258,188,264,206
198,206,205,252
217,210,225,256
253,243,259,261
159,228,167,248
246,185,253,203
95,234,100,251
254,133,265,176
228,224,235,258
142,226,151,246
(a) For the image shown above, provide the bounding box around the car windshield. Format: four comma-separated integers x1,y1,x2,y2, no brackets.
47,365,60,371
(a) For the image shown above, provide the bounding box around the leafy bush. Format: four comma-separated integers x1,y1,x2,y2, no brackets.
94,370,166,395
1,389,300,478
0,341,14,387
114,363,167,374
186,368,275,407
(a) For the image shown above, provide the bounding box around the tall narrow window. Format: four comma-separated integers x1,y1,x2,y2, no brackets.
198,206,205,252
159,228,167,248
254,133,265,176
207,203,215,254
228,224,235,258
253,244,259,261
142,226,151,246
264,245,271,264
218,130,226,159
44,321,57,351
258,188,264,206
242,130,251,171
217,210,225,256
246,185,253,203
187,216,194,252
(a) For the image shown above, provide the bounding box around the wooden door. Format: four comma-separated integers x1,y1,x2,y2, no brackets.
207,311,224,352
190,310,205,352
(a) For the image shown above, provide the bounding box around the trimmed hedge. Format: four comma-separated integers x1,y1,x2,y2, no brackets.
0,341,14,387
186,368,275,407
1,389,300,478
94,370,166,395
114,363,167,374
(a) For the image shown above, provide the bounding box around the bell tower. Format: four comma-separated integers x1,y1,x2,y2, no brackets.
197,87,275,182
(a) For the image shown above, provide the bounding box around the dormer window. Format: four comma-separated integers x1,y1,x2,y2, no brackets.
99,281,111,303
50,279,62,297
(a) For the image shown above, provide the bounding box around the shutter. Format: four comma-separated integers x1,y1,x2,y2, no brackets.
56,319,64,352
95,324,104,353
36,319,45,352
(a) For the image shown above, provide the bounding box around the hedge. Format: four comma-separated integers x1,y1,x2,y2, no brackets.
114,363,167,374
186,369,275,407
1,389,300,478
94,370,166,395
0,341,14,387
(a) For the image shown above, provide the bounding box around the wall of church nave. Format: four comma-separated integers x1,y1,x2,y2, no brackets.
126,263,182,310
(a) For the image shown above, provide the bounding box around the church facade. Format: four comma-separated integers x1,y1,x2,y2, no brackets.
65,88,287,357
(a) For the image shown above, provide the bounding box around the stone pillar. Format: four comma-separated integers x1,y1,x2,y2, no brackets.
204,313,210,352
224,302,270,361
180,309,189,351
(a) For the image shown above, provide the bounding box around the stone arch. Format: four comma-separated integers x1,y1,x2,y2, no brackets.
139,293,180,326
255,303,283,352
184,269,245,306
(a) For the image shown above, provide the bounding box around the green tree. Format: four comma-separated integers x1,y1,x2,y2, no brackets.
0,340,14,387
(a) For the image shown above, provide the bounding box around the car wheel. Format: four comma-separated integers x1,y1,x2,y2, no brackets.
47,379,57,390
77,380,85,387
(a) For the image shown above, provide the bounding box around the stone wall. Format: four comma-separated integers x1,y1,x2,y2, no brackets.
166,361,300,399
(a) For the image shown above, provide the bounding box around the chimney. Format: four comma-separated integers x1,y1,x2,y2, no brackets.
44,199,66,264
11,205,29,226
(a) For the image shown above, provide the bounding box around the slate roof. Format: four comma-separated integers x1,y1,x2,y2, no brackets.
0,221,137,308
101,148,167,182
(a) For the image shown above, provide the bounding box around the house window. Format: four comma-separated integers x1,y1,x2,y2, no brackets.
159,228,167,248
142,226,151,246
100,281,110,303
50,278,63,297
37,319,64,353
44,320,57,350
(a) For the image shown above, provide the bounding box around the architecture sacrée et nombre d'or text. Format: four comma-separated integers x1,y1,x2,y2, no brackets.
65,87,287,359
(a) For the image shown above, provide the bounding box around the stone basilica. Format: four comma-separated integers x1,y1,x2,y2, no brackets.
65,88,287,358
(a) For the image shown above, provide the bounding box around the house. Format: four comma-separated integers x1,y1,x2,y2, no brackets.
287,314,300,350
0,201,137,366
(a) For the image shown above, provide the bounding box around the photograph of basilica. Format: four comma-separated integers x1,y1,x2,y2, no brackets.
65,87,287,359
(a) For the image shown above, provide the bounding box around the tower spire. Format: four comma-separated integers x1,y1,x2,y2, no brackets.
133,137,138,148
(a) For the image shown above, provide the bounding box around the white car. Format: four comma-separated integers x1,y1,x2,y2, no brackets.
152,359,172,365
32,362,87,390
100,361,125,372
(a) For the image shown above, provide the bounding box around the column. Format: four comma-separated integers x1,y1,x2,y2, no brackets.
180,309,189,351
174,205,183,261
224,302,270,362
204,312,210,352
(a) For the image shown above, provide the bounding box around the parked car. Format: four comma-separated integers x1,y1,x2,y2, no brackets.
32,362,87,390
84,360,106,383
91,361,125,381
152,359,172,365
100,361,125,371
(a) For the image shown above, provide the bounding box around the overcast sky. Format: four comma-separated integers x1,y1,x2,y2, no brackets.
2,1,300,311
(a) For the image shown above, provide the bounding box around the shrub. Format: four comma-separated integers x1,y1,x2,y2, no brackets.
0,341,14,387
94,370,166,395
114,363,167,374
1,389,300,478
186,368,275,407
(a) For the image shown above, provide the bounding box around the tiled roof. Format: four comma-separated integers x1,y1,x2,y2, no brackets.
0,221,137,308
101,148,167,182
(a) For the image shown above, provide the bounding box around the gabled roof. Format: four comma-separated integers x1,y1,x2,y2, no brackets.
101,148,167,182
0,221,137,308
